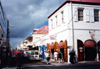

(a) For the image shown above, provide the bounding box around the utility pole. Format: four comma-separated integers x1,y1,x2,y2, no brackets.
6,20,10,53
6,20,10,66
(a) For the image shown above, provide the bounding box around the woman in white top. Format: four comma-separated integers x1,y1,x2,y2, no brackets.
54,50,58,63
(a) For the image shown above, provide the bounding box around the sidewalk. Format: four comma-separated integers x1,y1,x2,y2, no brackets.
78,60,100,64
41,59,100,66
41,59,70,66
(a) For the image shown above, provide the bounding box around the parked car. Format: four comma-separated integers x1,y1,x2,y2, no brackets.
28,50,42,60
24,51,29,57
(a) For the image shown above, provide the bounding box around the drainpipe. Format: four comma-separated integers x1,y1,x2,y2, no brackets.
71,2,75,50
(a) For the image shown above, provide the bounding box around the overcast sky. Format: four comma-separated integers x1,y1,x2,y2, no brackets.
1,0,66,49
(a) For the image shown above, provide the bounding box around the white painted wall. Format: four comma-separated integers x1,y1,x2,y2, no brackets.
48,2,100,61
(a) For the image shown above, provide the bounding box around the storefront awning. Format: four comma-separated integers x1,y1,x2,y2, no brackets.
50,43,55,49
84,40,96,47
58,42,64,48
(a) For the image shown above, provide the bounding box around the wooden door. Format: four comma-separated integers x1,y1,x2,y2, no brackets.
77,40,84,61
64,40,67,62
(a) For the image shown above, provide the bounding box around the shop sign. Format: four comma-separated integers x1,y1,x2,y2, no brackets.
50,37,56,40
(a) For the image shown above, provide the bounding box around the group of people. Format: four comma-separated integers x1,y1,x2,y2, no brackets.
45,50,77,64
45,50,63,64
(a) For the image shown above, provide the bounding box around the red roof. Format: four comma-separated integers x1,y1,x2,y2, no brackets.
34,26,49,34
34,29,38,32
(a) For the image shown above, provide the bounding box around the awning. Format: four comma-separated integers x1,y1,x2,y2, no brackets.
84,40,96,47
58,42,64,48
49,43,55,49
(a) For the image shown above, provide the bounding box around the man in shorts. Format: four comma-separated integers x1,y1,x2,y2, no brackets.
58,51,63,63
45,51,50,64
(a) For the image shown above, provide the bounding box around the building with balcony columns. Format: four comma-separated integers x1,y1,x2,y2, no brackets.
47,0,100,62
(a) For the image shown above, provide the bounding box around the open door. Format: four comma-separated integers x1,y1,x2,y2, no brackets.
77,40,84,61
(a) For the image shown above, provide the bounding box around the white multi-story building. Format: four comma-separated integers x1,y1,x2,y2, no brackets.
48,0,100,62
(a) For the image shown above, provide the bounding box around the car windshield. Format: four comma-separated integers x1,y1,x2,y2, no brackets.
35,52,38,55
31,52,34,55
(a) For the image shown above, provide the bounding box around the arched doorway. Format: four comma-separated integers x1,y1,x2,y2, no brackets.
97,41,100,60
84,39,97,61
77,40,84,61
58,40,67,62
49,42,55,59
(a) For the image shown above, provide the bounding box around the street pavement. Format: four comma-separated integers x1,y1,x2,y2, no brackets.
1,59,100,69
1,59,70,69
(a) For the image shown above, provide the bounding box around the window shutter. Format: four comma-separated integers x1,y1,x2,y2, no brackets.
53,19,55,29
58,15,60,26
85,9,90,22
90,9,94,23
74,8,78,22
63,11,66,23
59,13,62,26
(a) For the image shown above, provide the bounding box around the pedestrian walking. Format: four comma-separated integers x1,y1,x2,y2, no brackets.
16,53,22,69
69,50,76,64
45,51,50,64
1,51,7,66
54,50,58,63
58,51,63,63
39,51,42,58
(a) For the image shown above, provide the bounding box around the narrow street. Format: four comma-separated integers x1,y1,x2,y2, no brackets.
1,58,100,69
21,62,100,69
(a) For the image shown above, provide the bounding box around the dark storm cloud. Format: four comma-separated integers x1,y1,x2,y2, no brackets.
1,0,66,48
